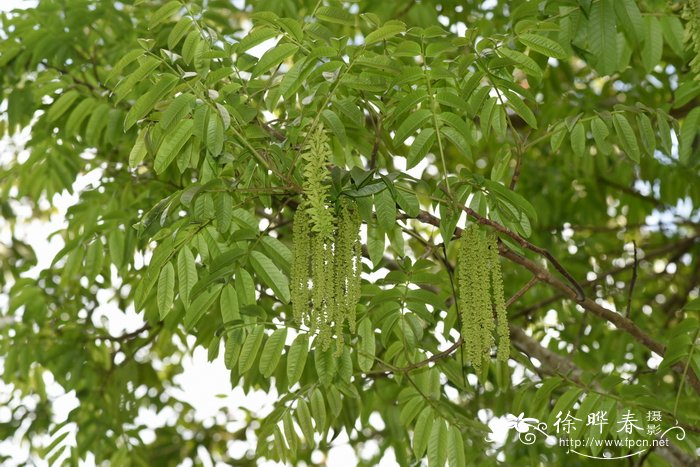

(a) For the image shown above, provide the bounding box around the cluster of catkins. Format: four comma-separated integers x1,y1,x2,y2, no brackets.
291,125,362,352
457,225,510,372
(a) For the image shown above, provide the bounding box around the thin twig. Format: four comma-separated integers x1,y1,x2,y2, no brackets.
416,208,586,301
395,337,464,372
98,323,151,342
506,276,539,308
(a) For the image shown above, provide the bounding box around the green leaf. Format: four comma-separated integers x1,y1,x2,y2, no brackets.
588,0,617,76
105,49,144,84
287,333,309,385
407,128,436,169
295,399,315,444
177,246,197,305
309,388,327,434
590,116,610,154
483,179,537,224
400,396,424,426
65,98,95,136
181,30,201,65
517,33,567,59
396,189,420,217
282,411,299,456
314,346,337,386
124,73,178,130
47,90,80,122
413,407,434,458
316,6,355,26
550,126,566,152
685,298,700,312
84,240,104,284
657,111,672,156
503,89,537,129
357,318,375,372
215,193,234,234
259,328,287,378
260,236,292,273
168,17,194,49
660,15,685,58
641,16,663,74
499,47,542,80
374,189,396,233
114,56,161,102
149,1,180,29
636,113,656,156
447,426,465,467
220,284,240,323
184,286,220,330
659,334,692,371
679,107,700,165
238,27,278,53
480,97,497,140
570,121,586,157
614,0,643,45
365,21,406,45
427,418,447,467
238,324,265,373
612,113,640,163
252,43,298,78
321,109,347,145
157,261,175,319
85,103,111,146
249,251,290,303
154,119,193,174
394,109,432,144
205,111,224,156
160,93,195,131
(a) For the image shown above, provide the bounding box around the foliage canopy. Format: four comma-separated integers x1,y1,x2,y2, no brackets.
1,0,700,465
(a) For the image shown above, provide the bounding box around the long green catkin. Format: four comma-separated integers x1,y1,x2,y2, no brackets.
291,125,362,352
457,225,509,373
291,206,311,325
486,232,509,362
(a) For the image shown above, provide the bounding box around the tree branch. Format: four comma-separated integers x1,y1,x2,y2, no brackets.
498,243,700,395
514,234,700,319
407,208,700,396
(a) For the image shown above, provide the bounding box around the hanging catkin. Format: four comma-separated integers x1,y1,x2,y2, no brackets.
291,205,311,325
457,225,509,372
334,198,362,338
486,231,510,363
291,125,362,352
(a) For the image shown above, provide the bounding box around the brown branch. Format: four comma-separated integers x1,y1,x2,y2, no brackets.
506,276,539,308
497,243,700,396
404,208,700,395
368,113,382,170
395,337,464,373
514,234,700,319
97,323,150,342
509,151,522,190
510,325,585,384
598,176,667,210
415,209,585,301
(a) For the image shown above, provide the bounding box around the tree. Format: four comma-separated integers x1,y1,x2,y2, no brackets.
1,0,699,465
